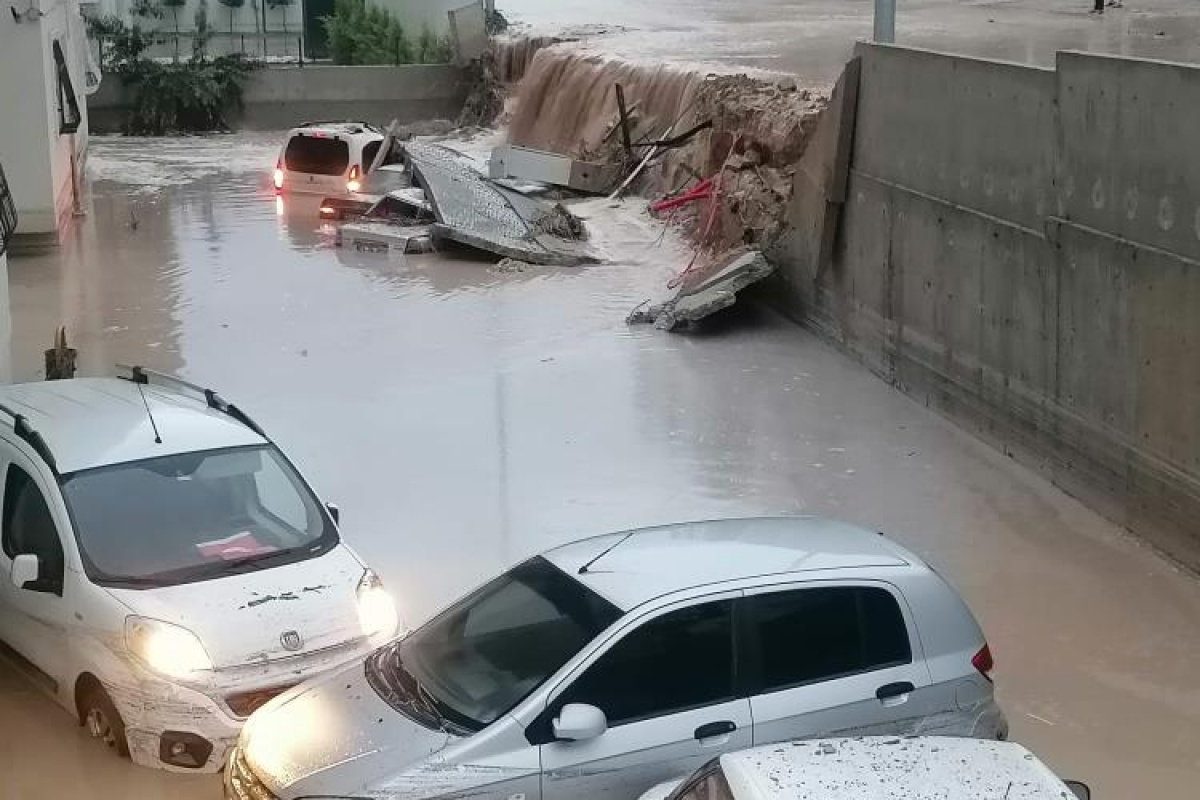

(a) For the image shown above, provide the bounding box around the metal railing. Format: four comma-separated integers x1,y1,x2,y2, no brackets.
92,31,309,67
0,162,17,257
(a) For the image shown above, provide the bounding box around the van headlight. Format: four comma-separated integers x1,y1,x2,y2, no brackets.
356,569,399,644
125,617,214,680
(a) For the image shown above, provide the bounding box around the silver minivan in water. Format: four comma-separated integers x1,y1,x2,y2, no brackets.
227,517,1007,800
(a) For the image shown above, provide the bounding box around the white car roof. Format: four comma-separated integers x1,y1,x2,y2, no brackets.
721,738,1074,800
544,517,913,611
0,378,267,474
289,122,381,140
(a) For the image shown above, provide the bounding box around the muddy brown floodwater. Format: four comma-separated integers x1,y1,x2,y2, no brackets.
0,130,1197,799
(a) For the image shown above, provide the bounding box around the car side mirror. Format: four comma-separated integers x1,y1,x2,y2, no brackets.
11,554,40,590
552,703,607,742
1064,781,1091,800
326,503,340,524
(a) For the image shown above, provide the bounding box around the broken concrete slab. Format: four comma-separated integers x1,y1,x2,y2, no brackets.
628,250,776,330
488,145,623,194
405,141,595,267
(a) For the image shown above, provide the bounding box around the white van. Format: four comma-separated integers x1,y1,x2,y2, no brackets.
0,369,399,772
274,122,388,197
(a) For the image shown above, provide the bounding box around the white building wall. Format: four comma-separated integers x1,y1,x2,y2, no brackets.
0,0,89,241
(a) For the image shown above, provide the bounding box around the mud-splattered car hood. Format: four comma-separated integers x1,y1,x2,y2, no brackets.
106,544,366,669
242,659,461,797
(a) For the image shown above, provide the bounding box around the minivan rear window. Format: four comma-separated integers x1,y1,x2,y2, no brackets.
284,135,350,176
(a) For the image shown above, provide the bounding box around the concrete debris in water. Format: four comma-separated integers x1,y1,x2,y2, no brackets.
489,145,622,194
404,142,594,267
491,258,540,274
628,250,775,331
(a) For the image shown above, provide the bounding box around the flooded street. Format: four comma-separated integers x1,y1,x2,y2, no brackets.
1,130,1198,798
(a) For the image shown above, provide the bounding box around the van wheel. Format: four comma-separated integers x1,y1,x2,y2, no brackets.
80,684,130,758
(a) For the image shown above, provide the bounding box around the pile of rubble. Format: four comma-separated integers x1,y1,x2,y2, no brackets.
495,38,829,328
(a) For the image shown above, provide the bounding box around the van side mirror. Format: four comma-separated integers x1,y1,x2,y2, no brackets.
11,554,40,590
552,704,607,742
326,503,340,524
1064,781,1091,800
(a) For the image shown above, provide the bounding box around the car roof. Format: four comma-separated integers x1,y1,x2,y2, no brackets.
544,517,912,611
721,738,1073,800
289,122,381,139
0,378,267,474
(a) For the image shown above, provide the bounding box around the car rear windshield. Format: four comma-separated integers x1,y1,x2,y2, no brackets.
367,556,621,732
284,135,350,176
59,445,337,588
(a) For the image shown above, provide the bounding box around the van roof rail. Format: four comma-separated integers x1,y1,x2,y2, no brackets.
117,365,268,439
0,402,57,474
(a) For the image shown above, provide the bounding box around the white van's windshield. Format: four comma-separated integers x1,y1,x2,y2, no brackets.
59,445,337,589
366,557,622,733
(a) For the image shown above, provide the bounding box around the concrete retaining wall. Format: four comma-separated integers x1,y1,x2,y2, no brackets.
772,43,1200,570
88,64,469,132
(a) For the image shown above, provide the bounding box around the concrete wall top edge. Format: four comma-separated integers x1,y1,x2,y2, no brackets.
854,40,1057,75
1056,48,1200,73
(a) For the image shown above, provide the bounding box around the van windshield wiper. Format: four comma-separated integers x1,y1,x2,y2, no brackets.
209,544,323,575
99,575,171,589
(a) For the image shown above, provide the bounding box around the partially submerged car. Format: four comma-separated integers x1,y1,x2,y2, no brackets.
274,122,395,197
318,164,415,221
335,188,437,255
0,369,398,772
227,517,1005,800
638,737,1090,800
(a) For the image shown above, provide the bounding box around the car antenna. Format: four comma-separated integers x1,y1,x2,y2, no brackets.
131,373,163,444
578,531,637,575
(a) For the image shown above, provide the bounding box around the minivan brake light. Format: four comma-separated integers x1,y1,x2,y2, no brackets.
972,643,994,682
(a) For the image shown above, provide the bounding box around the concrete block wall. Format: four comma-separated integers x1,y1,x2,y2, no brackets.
88,63,469,131
773,43,1200,570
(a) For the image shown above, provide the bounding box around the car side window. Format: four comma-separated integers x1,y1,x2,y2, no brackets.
746,586,911,694
554,599,735,728
2,464,65,590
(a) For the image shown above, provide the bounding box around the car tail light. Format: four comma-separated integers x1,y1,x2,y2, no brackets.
347,164,361,193
320,205,336,218
972,643,995,682
273,160,284,192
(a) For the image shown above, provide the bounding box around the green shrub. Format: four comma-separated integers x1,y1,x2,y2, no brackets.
120,55,259,134
415,24,453,64
322,0,429,65
86,16,258,134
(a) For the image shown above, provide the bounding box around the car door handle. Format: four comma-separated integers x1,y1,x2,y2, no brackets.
694,721,737,741
876,682,916,701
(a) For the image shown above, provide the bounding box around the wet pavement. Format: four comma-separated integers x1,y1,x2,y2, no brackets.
504,0,1200,84
1,130,1198,798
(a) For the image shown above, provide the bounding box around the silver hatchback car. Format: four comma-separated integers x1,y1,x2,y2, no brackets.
227,517,1007,800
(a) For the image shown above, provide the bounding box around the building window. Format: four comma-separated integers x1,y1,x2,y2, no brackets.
0,163,17,256
52,40,82,134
